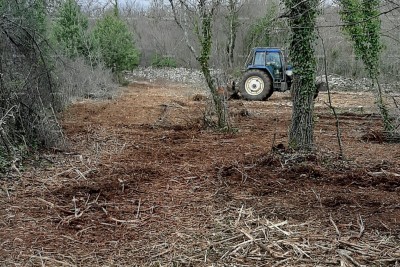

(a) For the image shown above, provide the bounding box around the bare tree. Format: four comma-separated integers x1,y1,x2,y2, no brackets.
225,0,242,68
168,0,231,130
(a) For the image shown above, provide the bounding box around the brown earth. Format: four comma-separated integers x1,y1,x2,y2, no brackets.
1,81,400,266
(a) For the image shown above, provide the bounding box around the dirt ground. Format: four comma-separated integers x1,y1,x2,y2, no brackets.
1,81,400,266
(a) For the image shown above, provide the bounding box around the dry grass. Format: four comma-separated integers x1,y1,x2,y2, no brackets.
55,56,118,105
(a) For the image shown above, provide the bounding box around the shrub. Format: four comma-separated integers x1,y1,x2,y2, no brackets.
54,56,118,105
0,0,63,156
93,14,140,72
151,54,177,68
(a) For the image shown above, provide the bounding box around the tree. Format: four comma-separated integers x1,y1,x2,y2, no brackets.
225,0,241,69
93,12,140,72
340,0,394,133
244,2,278,52
168,0,230,130
52,0,89,58
283,0,319,151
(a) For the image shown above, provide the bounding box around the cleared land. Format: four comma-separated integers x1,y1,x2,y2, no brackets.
1,81,399,266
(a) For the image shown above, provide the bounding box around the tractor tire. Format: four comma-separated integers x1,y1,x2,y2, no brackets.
239,69,273,101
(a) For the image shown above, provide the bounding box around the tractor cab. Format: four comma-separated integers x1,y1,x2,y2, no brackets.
240,47,293,100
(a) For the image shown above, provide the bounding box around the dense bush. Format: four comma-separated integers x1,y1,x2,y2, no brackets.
0,0,121,172
0,0,62,163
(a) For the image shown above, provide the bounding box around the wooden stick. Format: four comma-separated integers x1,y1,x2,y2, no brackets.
235,205,244,227
136,198,141,218
25,254,75,266
330,214,341,238
358,215,365,238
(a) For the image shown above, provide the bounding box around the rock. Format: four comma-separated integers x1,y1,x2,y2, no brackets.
125,67,400,94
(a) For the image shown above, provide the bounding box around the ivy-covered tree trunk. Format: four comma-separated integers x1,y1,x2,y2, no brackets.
169,0,229,130
199,11,227,129
284,0,319,151
340,0,394,133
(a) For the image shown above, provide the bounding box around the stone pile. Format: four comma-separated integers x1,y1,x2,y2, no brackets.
126,67,400,93
126,67,222,88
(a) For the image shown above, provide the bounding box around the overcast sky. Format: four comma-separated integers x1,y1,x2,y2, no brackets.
136,0,149,6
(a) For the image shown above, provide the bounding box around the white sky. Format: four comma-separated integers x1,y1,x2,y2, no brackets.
136,0,149,5
126,0,150,7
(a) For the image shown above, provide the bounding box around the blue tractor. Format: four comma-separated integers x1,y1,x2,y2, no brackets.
238,47,294,101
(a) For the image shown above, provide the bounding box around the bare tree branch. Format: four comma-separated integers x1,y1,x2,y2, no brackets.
168,0,198,56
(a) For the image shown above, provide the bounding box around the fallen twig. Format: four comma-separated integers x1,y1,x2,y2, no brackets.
330,214,341,239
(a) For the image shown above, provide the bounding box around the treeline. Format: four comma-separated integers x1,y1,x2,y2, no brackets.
122,0,399,81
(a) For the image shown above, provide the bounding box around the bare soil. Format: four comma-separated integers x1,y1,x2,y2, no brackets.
1,81,399,266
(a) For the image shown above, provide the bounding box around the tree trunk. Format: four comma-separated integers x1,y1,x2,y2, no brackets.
374,77,393,133
285,0,319,151
169,0,229,130
198,11,229,130
289,78,315,151
226,0,239,69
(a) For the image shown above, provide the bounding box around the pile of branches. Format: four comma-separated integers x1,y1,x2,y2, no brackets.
210,206,400,266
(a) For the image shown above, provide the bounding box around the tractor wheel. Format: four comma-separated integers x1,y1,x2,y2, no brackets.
239,69,273,101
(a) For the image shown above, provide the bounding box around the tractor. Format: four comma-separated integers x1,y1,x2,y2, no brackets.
237,47,322,101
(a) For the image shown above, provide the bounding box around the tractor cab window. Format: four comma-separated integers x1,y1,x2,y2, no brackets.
253,52,266,65
266,52,282,68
